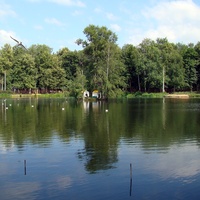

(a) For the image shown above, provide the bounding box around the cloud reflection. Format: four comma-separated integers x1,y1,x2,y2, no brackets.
150,144,200,182
0,182,41,200
56,175,72,189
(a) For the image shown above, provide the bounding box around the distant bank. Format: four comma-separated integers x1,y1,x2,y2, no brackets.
164,94,190,99
0,92,200,99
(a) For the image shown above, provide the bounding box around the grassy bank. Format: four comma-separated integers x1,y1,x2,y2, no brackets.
0,92,66,99
0,92,12,98
127,92,167,98
1,91,200,99
126,92,200,98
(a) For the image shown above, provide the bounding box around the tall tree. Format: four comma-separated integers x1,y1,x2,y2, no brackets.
76,24,126,98
137,39,161,92
57,49,87,97
0,44,13,91
57,48,79,80
29,44,55,91
194,42,200,91
121,44,140,92
182,45,198,91
156,38,184,92
11,54,36,92
40,54,66,91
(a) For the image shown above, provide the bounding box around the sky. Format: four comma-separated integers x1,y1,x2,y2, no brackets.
0,0,200,52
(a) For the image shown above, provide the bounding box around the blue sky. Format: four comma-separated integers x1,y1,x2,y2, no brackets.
1,0,200,52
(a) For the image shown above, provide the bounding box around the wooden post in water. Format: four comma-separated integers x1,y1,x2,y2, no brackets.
130,163,132,178
130,163,132,196
24,160,26,175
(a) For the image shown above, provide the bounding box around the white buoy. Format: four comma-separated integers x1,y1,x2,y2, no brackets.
62,108,65,110
31,105,34,107
105,109,108,112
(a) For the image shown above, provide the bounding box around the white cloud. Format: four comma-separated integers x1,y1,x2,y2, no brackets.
0,2,16,19
72,10,82,16
110,24,121,32
94,7,102,14
34,25,44,30
106,12,118,21
144,0,200,24
0,30,16,47
49,0,85,7
44,18,65,26
27,0,41,2
127,0,200,45
145,0,200,42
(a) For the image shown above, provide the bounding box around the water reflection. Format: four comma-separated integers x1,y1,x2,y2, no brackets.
1,182,41,200
0,98,200,199
80,100,118,173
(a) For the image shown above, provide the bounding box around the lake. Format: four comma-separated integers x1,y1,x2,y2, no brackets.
0,98,200,200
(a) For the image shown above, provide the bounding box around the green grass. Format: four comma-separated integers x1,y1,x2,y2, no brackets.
127,91,200,98
0,91,12,98
127,92,167,98
0,92,66,99
35,93,66,98
1,91,200,99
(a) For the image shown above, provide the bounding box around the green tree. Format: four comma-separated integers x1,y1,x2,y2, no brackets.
156,38,184,92
42,55,66,91
28,44,66,92
28,44,53,91
67,67,87,98
137,39,161,92
57,49,87,97
121,44,140,91
11,54,36,92
194,42,200,91
182,45,198,91
57,48,80,80
77,24,126,98
0,44,13,91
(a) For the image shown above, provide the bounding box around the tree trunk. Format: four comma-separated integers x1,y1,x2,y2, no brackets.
137,75,141,91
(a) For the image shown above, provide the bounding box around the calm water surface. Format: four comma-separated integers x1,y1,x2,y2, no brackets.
0,98,200,200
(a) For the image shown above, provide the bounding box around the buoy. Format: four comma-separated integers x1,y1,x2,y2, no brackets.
62,108,65,110
105,109,108,112
31,105,34,107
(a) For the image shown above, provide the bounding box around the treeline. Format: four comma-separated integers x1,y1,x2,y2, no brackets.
0,24,200,98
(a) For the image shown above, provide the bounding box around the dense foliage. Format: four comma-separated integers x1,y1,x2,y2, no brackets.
0,24,200,98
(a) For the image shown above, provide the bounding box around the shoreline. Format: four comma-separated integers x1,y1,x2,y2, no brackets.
164,94,189,99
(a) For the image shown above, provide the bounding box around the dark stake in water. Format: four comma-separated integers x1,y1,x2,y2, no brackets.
0,98,200,200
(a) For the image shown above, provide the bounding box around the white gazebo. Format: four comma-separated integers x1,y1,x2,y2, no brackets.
83,90,89,98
